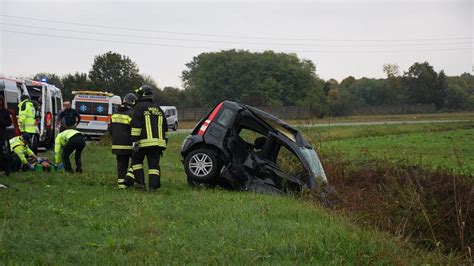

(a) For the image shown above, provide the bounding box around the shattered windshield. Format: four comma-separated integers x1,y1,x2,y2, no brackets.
299,148,327,183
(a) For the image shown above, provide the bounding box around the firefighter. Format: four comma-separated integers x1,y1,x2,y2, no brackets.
9,134,37,171
54,129,86,174
110,93,137,189
130,85,168,191
18,95,37,151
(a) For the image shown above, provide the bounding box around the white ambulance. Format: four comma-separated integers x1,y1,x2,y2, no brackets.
71,91,121,137
24,79,63,150
0,77,30,138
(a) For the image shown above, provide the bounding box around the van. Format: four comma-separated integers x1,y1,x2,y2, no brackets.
160,106,178,131
0,77,30,138
24,80,63,149
72,91,121,137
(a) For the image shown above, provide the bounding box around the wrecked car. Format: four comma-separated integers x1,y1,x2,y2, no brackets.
181,101,328,194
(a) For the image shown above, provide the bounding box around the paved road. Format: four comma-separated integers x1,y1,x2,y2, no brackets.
171,119,469,134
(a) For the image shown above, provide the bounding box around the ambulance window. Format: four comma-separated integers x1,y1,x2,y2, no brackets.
56,97,62,114
51,96,56,115
92,102,108,115
76,101,92,115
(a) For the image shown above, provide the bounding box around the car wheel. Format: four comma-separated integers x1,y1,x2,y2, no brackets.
184,148,219,184
173,122,178,131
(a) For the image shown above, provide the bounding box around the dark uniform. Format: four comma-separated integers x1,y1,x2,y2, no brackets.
58,108,81,132
0,99,12,175
130,85,167,191
110,93,137,189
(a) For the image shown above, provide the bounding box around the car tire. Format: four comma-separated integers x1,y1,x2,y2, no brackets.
184,148,219,184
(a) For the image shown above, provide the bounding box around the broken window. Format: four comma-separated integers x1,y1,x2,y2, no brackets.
276,145,305,177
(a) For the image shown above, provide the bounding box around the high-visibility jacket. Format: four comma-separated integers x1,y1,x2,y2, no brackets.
54,129,82,164
131,99,167,149
18,99,36,134
9,136,35,165
110,107,133,155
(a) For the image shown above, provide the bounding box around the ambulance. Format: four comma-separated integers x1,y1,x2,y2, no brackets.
24,79,63,150
72,91,121,137
0,77,30,138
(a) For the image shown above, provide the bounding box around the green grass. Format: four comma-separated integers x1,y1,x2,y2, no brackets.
1,122,471,264
298,122,473,173
320,129,474,173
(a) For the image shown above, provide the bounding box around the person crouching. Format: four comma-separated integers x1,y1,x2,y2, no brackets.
55,129,86,173
9,133,37,171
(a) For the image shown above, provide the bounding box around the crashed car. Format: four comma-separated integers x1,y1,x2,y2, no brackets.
181,101,328,194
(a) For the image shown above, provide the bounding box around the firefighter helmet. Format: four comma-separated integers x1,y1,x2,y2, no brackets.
123,93,138,108
135,85,153,101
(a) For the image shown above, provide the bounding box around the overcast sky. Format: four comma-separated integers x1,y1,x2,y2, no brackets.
0,0,472,88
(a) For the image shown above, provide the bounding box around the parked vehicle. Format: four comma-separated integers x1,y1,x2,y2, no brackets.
72,91,121,137
0,77,29,138
181,101,328,195
24,80,63,149
160,106,178,131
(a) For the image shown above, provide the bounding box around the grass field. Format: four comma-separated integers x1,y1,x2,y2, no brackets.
0,121,472,264
299,122,474,173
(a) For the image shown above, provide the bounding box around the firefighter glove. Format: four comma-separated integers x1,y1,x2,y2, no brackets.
132,142,139,153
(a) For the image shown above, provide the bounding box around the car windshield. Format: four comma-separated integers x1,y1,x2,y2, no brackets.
299,147,327,183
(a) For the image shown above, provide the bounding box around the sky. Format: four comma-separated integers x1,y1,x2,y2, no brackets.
0,0,472,88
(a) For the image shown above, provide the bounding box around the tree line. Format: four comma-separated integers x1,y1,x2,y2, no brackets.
30,50,474,116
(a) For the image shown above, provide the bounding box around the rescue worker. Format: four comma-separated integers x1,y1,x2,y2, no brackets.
0,96,13,175
57,101,81,132
18,95,37,151
110,93,137,189
54,129,86,174
9,134,37,171
130,85,168,191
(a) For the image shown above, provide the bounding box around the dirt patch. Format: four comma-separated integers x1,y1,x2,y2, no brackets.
318,157,473,258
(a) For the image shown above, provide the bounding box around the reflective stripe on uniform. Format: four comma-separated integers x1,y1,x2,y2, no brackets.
132,164,143,170
111,145,132,150
145,114,152,139
131,128,142,136
118,178,125,183
111,114,131,124
158,116,163,140
118,184,127,189
126,171,135,179
138,138,166,148
148,169,160,175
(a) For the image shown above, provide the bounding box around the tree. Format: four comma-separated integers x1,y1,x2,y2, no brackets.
402,62,447,109
182,50,325,107
89,51,143,97
61,72,92,101
141,74,159,89
444,85,468,109
340,76,356,89
383,64,400,78
32,73,63,88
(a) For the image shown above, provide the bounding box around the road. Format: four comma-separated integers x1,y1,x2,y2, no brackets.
170,119,469,134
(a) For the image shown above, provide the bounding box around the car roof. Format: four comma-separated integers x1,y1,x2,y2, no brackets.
224,101,300,143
